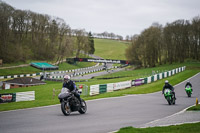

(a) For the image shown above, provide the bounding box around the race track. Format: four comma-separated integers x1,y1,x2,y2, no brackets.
0,73,199,133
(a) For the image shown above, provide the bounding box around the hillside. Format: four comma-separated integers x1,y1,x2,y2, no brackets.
94,39,129,60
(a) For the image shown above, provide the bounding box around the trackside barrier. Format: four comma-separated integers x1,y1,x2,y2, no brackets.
90,85,100,95
16,91,35,102
0,63,100,80
113,81,132,91
107,83,114,92
132,79,144,86
0,91,35,103
89,66,186,96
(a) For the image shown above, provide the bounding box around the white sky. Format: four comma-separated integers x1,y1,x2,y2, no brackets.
3,0,200,37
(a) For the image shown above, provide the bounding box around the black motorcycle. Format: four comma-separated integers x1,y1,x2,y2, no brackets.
58,88,87,116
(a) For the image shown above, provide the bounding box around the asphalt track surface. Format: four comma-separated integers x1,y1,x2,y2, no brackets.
50,63,114,78
0,73,199,133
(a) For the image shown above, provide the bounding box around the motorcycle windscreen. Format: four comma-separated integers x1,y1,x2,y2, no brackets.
164,89,171,94
58,88,70,99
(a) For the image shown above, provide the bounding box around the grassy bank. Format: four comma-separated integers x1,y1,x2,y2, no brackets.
94,39,129,60
0,62,199,111
117,122,200,133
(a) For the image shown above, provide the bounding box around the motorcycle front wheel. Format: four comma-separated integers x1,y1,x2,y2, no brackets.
61,101,71,116
186,91,191,97
167,97,172,105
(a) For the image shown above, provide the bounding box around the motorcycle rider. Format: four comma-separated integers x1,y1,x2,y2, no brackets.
162,80,176,100
185,81,193,91
63,75,83,106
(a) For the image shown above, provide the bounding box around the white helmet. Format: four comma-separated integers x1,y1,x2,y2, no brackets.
64,75,70,80
165,80,169,84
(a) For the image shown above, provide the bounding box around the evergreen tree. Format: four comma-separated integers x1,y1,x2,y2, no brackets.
88,32,95,54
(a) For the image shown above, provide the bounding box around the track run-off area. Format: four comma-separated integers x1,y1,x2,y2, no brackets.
0,73,200,133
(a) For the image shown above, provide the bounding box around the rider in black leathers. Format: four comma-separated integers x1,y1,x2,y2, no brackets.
63,75,83,106
162,80,176,99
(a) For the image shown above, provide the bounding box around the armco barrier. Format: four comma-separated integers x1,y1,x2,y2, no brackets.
89,66,186,96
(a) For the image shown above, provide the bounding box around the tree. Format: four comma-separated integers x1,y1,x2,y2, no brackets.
74,29,89,57
126,25,163,67
190,16,200,60
88,32,95,54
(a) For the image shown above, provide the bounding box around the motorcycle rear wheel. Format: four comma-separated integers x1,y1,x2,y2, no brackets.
61,101,71,116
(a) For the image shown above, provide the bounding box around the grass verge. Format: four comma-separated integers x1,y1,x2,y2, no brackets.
116,122,200,133
187,104,200,111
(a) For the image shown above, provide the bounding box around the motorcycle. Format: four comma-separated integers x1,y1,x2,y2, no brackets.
185,85,192,97
58,87,87,116
164,88,175,105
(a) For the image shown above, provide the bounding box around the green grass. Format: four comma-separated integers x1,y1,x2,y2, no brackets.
117,122,200,133
0,62,199,111
0,62,95,76
187,104,200,111
0,66,41,76
95,63,183,80
58,62,95,70
94,39,129,60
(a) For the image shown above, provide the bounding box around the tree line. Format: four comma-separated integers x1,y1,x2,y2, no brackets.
0,1,95,63
126,17,200,67
93,31,123,40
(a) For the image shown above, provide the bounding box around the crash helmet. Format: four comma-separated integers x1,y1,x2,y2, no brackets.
165,80,169,84
187,80,190,83
64,75,70,80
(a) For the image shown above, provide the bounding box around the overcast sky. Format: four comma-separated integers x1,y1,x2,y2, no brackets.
3,0,200,37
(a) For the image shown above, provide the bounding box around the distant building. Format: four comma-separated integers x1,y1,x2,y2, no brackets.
2,77,46,90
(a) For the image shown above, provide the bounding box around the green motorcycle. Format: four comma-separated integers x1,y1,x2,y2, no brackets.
185,85,192,97
164,88,175,105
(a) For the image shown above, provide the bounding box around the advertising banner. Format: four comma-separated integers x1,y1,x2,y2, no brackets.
113,81,131,90
67,58,129,64
132,79,144,86
107,83,114,92
16,91,35,102
0,93,16,103
154,75,157,81
159,73,163,79
90,85,100,96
